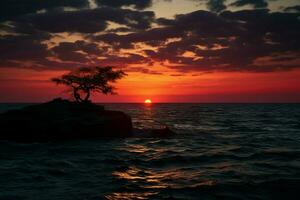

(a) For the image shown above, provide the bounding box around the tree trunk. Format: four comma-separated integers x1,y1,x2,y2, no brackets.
73,87,90,103
73,88,83,103
83,90,91,103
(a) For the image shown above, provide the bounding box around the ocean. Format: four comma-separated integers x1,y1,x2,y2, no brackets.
0,103,299,199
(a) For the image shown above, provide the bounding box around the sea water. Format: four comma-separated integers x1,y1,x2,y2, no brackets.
0,103,299,199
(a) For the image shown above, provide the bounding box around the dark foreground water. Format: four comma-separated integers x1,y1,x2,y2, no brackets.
0,103,300,200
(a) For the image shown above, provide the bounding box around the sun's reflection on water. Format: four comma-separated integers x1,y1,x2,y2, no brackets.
105,163,217,199
118,144,151,153
105,192,157,200
105,138,218,199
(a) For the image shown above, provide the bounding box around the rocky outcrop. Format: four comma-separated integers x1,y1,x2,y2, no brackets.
0,98,133,142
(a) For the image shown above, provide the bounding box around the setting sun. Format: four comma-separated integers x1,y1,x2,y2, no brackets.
144,99,152,104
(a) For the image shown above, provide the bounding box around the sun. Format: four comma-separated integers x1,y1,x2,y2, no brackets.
144,99,152,104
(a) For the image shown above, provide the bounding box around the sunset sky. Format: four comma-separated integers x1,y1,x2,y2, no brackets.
1,0,300,102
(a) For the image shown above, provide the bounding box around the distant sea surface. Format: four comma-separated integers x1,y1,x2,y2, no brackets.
0,103,300,200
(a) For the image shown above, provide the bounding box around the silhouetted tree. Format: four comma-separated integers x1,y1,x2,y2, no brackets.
52,66,126,103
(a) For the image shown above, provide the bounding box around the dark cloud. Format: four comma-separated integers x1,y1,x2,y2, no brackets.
95,0,152,9
95,0,174,10
14,7,154,33
0,35,50,61
51,41,105,62
128,67,162,75
0,27,52,68
284,5,300,13
0,0,88,22
166,10,240,37
231,0,268,8
206,0,227,12
0,0,299,74
93,26,183,49
0,33,100,70
192,0,227,12
95,8,300,72
0,1,155,72
193,0,279,12
96,54,151,67
0,33,56,69
95,10,240,49
0,0,161,23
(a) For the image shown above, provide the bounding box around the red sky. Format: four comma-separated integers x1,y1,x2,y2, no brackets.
1,67,300,103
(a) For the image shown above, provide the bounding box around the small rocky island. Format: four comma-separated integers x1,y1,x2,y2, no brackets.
0,98,175,142
0,66,175,142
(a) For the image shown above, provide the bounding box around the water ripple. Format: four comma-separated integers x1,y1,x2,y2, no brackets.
0,103,300,199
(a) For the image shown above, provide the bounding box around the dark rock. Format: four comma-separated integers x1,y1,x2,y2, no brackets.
0,98,133,142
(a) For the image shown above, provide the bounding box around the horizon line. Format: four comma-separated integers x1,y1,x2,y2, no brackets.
0,102,299,104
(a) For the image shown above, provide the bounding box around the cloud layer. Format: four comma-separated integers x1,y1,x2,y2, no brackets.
0,0,299,74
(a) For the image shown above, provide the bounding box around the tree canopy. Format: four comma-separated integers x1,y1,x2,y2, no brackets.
52,66,126,103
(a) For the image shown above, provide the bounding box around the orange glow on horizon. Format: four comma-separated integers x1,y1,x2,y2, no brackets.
144,99,152,104
1,67,300,103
